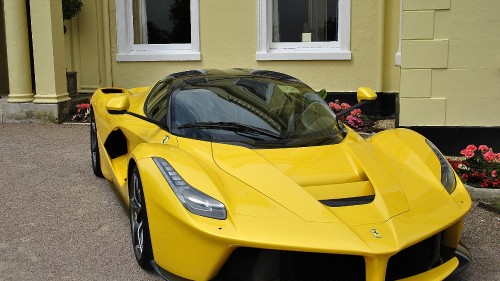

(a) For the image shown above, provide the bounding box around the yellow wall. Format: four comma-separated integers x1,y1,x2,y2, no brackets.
103,0,401,93
64,0,111,93
0,0,9,95
399,0,500,126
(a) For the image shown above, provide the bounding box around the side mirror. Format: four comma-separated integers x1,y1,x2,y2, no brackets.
336,87,377,117
106,96,130,114
357,87,377,102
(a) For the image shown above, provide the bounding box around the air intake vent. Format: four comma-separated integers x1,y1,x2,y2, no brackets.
320,195,375,207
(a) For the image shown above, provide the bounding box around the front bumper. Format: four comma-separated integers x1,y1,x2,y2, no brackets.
152,244,471,281
138,158,472,281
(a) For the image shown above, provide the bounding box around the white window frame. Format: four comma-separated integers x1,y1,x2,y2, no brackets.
257,0,351,61
115,0,200,62
395,0,402,66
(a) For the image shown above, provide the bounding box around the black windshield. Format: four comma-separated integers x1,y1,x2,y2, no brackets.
169,76,344,148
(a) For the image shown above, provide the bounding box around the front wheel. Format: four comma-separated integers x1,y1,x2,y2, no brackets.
129,166,153,269
90,109,103,177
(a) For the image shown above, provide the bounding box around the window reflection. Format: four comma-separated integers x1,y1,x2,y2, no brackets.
133,0,191,44
272,0,338,42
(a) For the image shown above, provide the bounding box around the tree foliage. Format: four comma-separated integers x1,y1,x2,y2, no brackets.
62,0,83,20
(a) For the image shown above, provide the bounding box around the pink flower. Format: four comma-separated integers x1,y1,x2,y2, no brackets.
340,103,351,110
330,103,341,112
492,170,497,178
478,145,489,153
346,115,363,128
350,109,361,116
484,151,496,162
328,102,335,108
465,145,477,152
460,149,475,159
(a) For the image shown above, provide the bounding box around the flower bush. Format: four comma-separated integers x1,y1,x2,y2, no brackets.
71,103,90,122
447,144,500,189
328,100,365,129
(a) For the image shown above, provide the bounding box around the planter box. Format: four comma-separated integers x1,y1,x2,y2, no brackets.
465,185,500,201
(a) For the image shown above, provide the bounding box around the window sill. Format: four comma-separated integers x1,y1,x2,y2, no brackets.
256,49,351,61
116,50,201,62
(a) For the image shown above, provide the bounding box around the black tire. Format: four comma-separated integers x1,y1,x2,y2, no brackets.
129,166,153,269
90,109,103,177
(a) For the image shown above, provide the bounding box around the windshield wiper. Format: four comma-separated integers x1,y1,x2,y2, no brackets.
177,122,281,139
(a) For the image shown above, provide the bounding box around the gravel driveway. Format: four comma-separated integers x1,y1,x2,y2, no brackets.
0,123,498,281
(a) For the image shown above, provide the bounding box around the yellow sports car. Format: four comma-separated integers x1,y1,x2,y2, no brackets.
90,69,472,281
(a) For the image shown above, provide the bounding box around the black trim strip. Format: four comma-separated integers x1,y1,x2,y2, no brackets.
151,261,192,281
450,244,472,277
126,112,169,131
320,195,375,207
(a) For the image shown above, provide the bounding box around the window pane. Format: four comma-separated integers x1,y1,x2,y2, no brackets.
146,81,171,122
272,0,338,43
133,0,191,44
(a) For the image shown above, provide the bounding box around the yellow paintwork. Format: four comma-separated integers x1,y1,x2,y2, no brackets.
105,96,130,112
357,87,378,102
90,86,471,281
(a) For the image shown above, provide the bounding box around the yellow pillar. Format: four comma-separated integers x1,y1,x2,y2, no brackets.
30,0,70,103
3,0,34,102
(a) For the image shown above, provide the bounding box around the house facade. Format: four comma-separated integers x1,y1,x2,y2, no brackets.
1,0,499,152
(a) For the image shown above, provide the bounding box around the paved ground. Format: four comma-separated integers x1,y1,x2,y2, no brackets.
0,123,161,281
0,123,498,281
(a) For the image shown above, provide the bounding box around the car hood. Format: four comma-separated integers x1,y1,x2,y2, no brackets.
211,138,413,225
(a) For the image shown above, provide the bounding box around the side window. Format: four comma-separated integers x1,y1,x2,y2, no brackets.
145,81,171,122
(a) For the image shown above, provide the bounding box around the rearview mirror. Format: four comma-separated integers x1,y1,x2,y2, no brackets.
357,87,377,102
106,96,130,114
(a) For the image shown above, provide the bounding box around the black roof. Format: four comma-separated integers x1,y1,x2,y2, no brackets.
166,68,305,85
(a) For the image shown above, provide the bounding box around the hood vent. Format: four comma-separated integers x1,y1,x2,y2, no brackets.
320,195,375,207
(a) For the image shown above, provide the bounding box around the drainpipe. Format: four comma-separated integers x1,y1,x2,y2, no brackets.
376,0,386,93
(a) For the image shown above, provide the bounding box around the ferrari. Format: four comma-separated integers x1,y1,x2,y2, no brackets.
90,69,472,281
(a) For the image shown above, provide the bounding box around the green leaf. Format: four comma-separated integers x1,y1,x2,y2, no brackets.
317,89,327,100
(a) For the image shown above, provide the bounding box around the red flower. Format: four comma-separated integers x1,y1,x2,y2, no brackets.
492,170,497,178
493,179,500,187
460,149,475,159
466,145,477,152
450,161,460,171
484,151,496,162
481,180,491,188
478,145,489,153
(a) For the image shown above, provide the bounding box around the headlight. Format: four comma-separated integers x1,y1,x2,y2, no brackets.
153,157,227,220
426,139,456,194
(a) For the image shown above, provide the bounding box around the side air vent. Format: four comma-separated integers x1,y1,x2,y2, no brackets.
104,129,127,159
